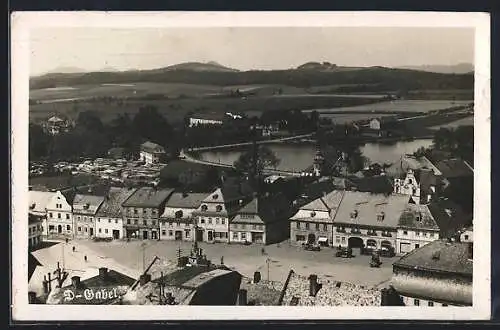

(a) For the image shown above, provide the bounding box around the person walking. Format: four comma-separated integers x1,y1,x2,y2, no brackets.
84,255,87,262
72,246,75,252
220,256,224,265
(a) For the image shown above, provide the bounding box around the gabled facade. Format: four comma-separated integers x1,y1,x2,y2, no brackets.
140,141,166,165
396,204,440,254
159,192,208,241
394,169,421,204
289,190,344,246
95,187,136,240
73,194,105,239
44,190,73,239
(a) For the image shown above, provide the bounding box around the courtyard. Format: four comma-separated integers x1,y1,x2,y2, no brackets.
74,239,397,288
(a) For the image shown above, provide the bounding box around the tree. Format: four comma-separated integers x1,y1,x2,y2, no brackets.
76,110,104,132
133,106,172,147
233,145,280,176
29,124,51,160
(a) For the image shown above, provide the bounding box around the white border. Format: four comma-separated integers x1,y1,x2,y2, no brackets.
11,11,491,321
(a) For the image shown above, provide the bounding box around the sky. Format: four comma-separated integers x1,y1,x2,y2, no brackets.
30,27,474,76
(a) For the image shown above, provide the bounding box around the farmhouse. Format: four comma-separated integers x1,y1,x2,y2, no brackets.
139,141,166,165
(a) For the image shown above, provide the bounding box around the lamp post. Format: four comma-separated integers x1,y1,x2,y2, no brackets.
141,242,148,273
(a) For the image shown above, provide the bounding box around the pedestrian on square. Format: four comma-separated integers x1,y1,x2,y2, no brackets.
84,255,87,262
72,246,75,252
221,256,224,265
261,248,265,255
65,238,69,244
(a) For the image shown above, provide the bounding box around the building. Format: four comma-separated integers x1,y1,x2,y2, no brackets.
290,190,344,246
435,158,474,214
427,198,472,239
188,113,225,127
390,237,473,306
29,190,56,247
95,187,136,240
192,181,253,243
396,204,440,254
73,194,105,239
230,193,292,245
159,192,208,241
121,187,174,240
460,225,473,243
45,115,71,135
331,191,410,252
43,190,74,239
139,141,166,165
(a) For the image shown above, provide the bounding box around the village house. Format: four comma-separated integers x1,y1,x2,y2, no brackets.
139,141,166,165
192,181,253,243
159,192,208,241
460,225,473,243
230,193,292,245
44,115,71,135
73,194,105,239
289,190,345,247
43,190,74,239
331,191,410,252
95,187,136,240
396,204,440,254
188,112,225,127
121,187,174,240
29,190,56,247
369,118,381,130
390,234,473,306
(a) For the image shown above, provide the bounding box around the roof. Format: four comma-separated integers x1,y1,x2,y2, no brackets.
96,187,136,217
165,192,208,209
72,194,105,215
299,190,344,212
48,116,64,123
428,199,472,238
386,155,442,178
435,158,474,178
348,175,393,194
332,191,410,228
394,239,473,276
122,187,174,208
232,193,291,224
29,191,56,215
295,177,347,207
190,112,227,121
140,141,165,154
281,272,381,306
398,204,439,230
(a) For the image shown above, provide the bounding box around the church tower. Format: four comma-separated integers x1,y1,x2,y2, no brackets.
312,144,325,177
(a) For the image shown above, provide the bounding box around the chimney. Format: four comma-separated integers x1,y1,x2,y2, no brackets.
238,289,248,306
309,274,318,297
28,291,37,304
99,267,108,280
71,276,81,289
467,242,473,260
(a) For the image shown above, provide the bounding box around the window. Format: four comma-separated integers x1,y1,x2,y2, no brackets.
216,205,222,212
221,219,225,225
85,227,88,232
115,219,118,224
253,224,257,230
134,209,138,214
310,211,316,217
415,244,420,249
175,210,183,218
341,237,346,243
152,210,157,215
423,232,427,237
403,230,408,235
241,232,246,240
143,220,147,226
208,218,212,225
134,220,138,225
98,228,102,233
241,224,246,230
201,205,208,211
108,219,111,223
296,235,305,242
97,218,101,222
127,219,131,224
185,230,190,238
296,222,300,229
408,179,413,184
168,230,173,236
66,225,70,231
168,222,173,227
152,221,156,226
315,223,320,230
464,235,469,240
428,301,434,307
233,232,238,239
323,224,327,231
162,230,166,236
200,218,205,224
305,223,310,230
414,299,420,306
442,304,448,307
49,213,53,218
216,218,220,224
66,214,70,220
429,233,434,238
416,231,420,236
336,236,340,243
78,227,82,232
105,229,108,234
58,213,61,219
143,209,147,214
77,216,81,221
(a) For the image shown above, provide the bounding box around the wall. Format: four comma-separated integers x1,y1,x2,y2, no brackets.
394,171,420,204
74,214,96,238
396,228,439,254
160,221,194,241
290,220,333,246
95,216,123,239
29,220,43,248
332,224,397,249
122,206,161,240
230,221,265,244
44,191,73,238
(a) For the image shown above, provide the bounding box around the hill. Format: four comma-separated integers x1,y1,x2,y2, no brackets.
398,63,474,74
29,65,473,91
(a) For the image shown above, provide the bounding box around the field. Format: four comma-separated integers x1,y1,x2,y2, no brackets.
428,116,474,129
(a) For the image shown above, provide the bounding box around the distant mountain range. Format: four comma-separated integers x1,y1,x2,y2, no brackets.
398,63,474,74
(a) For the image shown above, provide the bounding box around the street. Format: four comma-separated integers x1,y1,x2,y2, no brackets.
76,239,396,288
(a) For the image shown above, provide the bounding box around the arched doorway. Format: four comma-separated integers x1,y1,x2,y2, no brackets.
307,233,316,244
57,225,62,234
366,239,377,248
348,236,364,255
380,240,395,257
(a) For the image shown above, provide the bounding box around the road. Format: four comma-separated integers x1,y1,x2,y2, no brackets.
76,239,396,288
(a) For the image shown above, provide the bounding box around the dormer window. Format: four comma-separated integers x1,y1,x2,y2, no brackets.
175,210,183,218
29,203,36,210
408,179,412,184
83,203,90,210
201,205,208,211
377,211,385,222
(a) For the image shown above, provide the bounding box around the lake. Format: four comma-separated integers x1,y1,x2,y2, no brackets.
197,139,434,172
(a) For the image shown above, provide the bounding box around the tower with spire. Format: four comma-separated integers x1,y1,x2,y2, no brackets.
312,143,325,177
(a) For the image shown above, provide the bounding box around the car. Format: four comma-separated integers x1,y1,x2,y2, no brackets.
378,246,396,258
303,243,321,251
335,247,353,258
